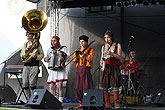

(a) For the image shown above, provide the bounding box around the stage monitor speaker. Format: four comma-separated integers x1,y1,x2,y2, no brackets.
27,89,62,109
82,89,104,110
0,85,16,103
154,88,165,106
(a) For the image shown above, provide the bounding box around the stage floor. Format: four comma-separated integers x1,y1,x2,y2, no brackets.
1,102,165,110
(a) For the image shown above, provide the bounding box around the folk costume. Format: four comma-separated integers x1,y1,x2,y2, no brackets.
45,36,68,103
46,46,68,84
73,35,94,109
20,33,44,100
100,40,121,109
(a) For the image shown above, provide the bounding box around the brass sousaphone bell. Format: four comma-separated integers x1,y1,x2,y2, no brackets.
22,9,48,63
22,9,48,33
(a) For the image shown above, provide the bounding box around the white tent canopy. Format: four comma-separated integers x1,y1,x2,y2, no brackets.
0,48,49,102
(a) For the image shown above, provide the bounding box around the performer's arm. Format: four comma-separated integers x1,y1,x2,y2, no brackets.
36,44,44,60
59,46,68,62
44,49,50,62
100,45,104,65
73,50,79,62
86,48,94,62
20,43,26,58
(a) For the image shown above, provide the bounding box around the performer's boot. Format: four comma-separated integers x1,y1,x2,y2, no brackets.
114,90,120,108
75,101,83,109
104,91,112,109
59,96,64,103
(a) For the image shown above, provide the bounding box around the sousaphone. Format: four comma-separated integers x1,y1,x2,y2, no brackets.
22,9,48,63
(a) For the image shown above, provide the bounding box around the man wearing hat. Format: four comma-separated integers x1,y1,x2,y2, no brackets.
44,36,68,103
20,32,44,100
73,35,94,109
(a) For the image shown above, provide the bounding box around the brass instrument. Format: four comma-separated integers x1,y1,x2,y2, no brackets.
61,40,95,68
75,40,95,59
22,9,48,63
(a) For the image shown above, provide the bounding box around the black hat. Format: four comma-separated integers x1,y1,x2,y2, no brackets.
79,35,89,42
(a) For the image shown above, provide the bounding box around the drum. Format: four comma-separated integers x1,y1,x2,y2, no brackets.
108,86,122,95
120,69,135,76
48,50,67,70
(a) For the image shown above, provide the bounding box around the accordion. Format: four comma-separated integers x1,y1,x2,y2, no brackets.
48,50,67,70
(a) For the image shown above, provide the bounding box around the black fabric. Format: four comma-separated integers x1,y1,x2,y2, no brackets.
24,59,39,66
23,87,29,90
30,86,36,90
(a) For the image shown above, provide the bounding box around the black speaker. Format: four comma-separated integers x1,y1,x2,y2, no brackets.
0,85,16,103
154,88,165,106
82,89,104,110
27,89,62,109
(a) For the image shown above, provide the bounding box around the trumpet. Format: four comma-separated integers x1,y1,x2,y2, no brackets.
61,40,95,68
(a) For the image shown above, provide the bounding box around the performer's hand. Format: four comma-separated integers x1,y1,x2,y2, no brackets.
25,47,29,51
59,56,64,62
73,56,79,62
32,53,37,58
106,44,111,49
83,51,89,57
84,51,87,55
104,50,113,55
86,55,92,62
44,57,49,62
66,56,70,62
25,46,32,51
100,59,103,65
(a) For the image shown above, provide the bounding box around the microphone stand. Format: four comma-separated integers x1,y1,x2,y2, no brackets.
132,59,138,104
121,36,133,109
0,59,9,103
0,51,19,103
127,59,135,96
92,66,101,89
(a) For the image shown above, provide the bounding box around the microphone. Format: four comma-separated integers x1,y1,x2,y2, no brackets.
130,35,134,39
129,35,134,43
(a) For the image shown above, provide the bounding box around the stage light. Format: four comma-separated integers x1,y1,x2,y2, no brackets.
123,0,130,7
116,1,123,7
143,0,149,5
158,0,165,5
151,0,157,5
130,0,137,6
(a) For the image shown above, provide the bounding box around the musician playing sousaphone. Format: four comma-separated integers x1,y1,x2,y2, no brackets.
20,32,44,100
122,50,139,90
44,36,68,103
